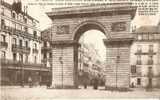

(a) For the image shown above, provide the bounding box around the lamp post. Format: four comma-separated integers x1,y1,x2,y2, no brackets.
116,55,120,89
59,56,63,88
115,45,120,89
59,47,63,88
19,54,24,87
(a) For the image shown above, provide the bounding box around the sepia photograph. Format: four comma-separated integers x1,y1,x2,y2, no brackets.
0,0,160,99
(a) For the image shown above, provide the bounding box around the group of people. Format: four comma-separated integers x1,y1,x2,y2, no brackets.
27,77,51,88
83,77,100,89
27,75,100,89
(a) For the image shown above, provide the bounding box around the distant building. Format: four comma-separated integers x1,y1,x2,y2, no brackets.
0,1,50,85
78,43,105,85
41,27,52,68
130,22,160,88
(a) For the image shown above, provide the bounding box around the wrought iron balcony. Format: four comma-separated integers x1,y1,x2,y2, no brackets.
41,57,52,63
147,60,153,65
1,25,41,42
135,50,142,55
32,48,38,53
0,58,21,67
148,49,153,53
148,49,156,55
23,62,43,68
41,46,52,53
1,58,50,71
41,58,47,63
136,60,142,65
0,41,8,48
12,44,30,54
1,25,13,33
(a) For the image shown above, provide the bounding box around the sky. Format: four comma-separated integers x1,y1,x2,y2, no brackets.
79,30,106,61
5,0,160,30
4,0,160,61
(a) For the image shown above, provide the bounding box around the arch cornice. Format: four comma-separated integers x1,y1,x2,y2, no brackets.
73,20,111,41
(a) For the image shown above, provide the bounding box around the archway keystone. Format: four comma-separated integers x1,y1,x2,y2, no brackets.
47,3,136,89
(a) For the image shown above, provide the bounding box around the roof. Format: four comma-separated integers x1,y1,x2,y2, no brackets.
1,1,39,23
1,1,12,9
46,3,137,19
135,26,160,33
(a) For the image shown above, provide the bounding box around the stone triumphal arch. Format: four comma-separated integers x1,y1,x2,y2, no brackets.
46,3,136,89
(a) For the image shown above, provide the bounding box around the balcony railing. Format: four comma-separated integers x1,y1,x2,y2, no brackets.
1,58,21,67
136,60,142,65
148,49,153,53
1,25,41,42
12,44,30,54
1,59,50,71
32,49,38,53
41,58,47,63
148,60,153,65
1,25,13,33
0,41,8,48
135,50,142,55
137,50,142,53
148,49,155,55
41,46,52,53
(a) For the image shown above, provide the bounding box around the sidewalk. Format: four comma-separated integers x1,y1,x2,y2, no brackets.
1,86,160,99
0,85,47,89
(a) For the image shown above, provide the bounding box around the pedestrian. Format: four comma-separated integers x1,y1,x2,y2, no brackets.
83,82,87,89
83,72,89,89
46,79,51,89
131,82,135,88
28,77,32,88
93,77,99,89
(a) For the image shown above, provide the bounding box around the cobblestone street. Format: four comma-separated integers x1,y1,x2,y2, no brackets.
1,86,160,100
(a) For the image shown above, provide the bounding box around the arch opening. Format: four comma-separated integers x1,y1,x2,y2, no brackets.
74,23,107,87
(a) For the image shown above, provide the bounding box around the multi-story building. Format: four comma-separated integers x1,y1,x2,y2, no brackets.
78,43,105,85
41,27,52,83
130,22,160,88
41,27,52,68
0,1,50,85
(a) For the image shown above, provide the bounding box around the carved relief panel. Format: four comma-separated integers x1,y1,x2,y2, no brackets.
56,25,69,34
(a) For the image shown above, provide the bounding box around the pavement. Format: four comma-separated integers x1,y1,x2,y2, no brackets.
1,86,160,100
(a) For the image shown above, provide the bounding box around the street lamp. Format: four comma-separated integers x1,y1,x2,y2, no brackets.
19,54,24,87
115,44,120,89
59,51,63,88
116,55,120,89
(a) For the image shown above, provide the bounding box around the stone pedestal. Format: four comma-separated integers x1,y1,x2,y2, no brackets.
104,38,133,89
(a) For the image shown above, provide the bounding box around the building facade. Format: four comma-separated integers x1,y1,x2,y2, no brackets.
41,27,53,83
0,1,50,86
78,43,105,86
41,27,52,68
130,23,160,88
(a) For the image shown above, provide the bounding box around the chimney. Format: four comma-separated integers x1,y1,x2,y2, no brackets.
12,0,17,11
26,6,28,15
158,20,160,31
132,25,136,32
24,6,27,15
17,0,22,13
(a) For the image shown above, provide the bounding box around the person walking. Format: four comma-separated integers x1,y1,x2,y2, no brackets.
93,77,99,90
82,72,89,89
46,79,51,89
28,76,32,88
